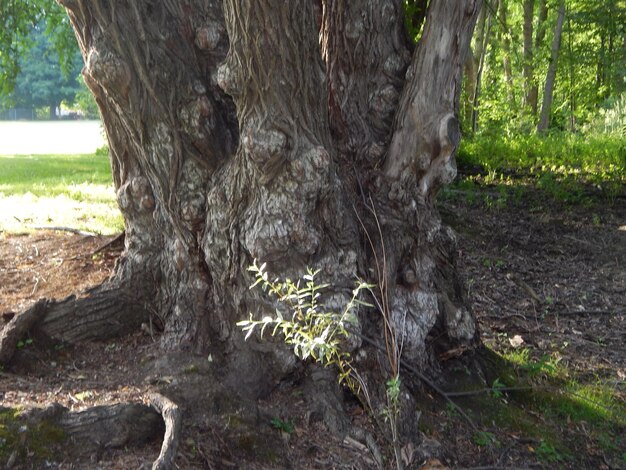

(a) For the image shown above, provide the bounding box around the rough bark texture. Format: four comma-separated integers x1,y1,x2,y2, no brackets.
3,402,164,460
321,0,411,165
0,299,48,365
46,0,482,455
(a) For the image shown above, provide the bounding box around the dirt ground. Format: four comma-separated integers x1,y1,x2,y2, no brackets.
1,190,624,469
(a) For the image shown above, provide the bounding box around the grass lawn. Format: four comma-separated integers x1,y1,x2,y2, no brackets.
0,153,123,235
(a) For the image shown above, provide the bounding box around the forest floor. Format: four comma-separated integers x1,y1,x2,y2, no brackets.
0,185,624,469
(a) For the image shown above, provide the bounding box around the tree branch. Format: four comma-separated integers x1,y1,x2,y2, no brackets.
384,1,482,198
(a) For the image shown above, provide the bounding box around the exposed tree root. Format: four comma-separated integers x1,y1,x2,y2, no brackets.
148,392,182,470
2,402,164,467
57,403,164,452
32,285,149,344
0,298,48,365
1,284,149,366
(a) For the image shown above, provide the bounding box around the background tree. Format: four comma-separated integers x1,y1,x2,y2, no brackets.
537,0,566,133
11,25,82,118
466,0,625,134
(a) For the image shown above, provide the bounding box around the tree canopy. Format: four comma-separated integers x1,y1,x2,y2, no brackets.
0,0,76,106
459,0,626,135
10,25,82,116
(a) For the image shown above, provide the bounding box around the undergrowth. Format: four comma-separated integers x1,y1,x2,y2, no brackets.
427,347,626,468
442,134,625,206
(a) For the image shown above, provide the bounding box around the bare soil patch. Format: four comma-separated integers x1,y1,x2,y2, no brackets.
1,193,624,469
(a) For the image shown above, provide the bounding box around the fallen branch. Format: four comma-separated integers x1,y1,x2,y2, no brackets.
0,299,49,365
444,386,533,398
506,273,542,303
546,309,622,317
149,392,183,470
28,225,98,237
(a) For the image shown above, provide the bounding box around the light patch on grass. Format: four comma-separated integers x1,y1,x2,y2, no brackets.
0,192,123,235
561,381,626,426
0,153,123,235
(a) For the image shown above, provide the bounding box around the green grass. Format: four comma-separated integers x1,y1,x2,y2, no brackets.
457,133,625,174
0,153,123,235
444,348,626,467
445,133,626,206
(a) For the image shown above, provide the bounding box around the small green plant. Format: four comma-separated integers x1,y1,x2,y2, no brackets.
270,417,294,434
536,440,564,463
491,378,506,398
16,338,33,349
472,431,497,447
523,354,562,379
445,402,460,418
237,260,371,390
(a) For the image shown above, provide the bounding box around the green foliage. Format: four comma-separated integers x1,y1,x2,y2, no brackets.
536,440,565,463
402,0,427,41
0,0,78,103
238,261,371,389
491,378,505,398
383,374,402,424
463,0,625,135
449,133,625,205
9,24,82,114
16,338,33,349
270,417,294,434
472,431,497,447
73,76,99,118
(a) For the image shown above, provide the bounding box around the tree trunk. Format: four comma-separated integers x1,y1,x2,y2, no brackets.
499,0,516,107
537,0,566,133
527,0,549,115
471,1,494,133
522,0,535,113
40,0,482,461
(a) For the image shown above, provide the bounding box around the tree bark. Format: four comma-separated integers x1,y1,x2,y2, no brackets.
537,0,566,133
45,0,483,458
0,402,164,467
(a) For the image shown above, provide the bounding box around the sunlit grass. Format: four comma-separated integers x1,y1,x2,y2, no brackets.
0,154,123,235
449,133,626,205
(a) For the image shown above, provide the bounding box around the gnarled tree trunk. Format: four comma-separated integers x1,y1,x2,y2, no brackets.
18,0,482,464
